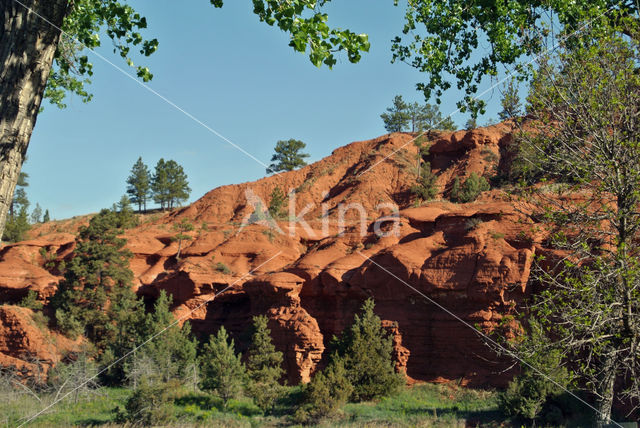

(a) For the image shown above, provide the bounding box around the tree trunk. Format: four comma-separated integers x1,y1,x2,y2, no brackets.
0,0,68,237
595,353,616,427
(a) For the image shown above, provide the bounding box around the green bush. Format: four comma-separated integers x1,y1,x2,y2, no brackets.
215,262,232,275
245,315,285,413
499,322,572,423
18,290,43,311
268,187,286,219
295,358,353,423
410,162,438,200
450,172,490,203
116,380,177,425
331,299,404,402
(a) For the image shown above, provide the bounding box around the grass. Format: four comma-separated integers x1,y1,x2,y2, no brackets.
329,383,503,427
0,383,506,427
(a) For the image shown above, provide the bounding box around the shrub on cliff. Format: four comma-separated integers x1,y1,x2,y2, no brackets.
450,172,490,203
331,298,404,402
410,162,438,201
245,315,285,412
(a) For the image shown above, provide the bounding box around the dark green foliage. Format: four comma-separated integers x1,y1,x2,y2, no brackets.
4,172,31,242
49,205,147,386
499,320,572,422
410,162,438,200
114,195,139,229
51,207,141,347
151,158,170,209
10,172,29,218
215,262,232,275
245,315,284,412
43,209,50,223
498,78,522,121
268,187,286,219
117,380,177,426
266,139,309,174
450,173,490,203
171,218,195,262
18,290,43,311
465,117,478,130
137,291,198,384
296,357,353,423
152,158,191,210
331,299,404,402
3,206,30,243
126,157,151,213
200,326,246,405
380,95,410,132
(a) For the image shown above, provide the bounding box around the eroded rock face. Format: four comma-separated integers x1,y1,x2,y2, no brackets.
0,306,78,377
1,125,533,385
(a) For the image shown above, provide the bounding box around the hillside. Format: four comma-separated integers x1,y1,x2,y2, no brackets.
0,124,536,386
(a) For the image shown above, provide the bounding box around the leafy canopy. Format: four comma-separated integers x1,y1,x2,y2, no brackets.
389,0,636,115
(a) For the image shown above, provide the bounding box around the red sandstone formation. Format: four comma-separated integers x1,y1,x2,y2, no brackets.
1,124,535,385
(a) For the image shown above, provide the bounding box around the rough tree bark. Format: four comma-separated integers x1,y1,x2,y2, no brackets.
0,0,69,237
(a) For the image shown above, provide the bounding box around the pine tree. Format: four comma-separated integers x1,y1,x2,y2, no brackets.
30,203,42,224
114,195,138,229
100,281,147,385
450,172,490,203
465,117,478,130
3,206,30,242
151,159,191,209
297,357,353,422
164,160,191,209
138,291,197,384
151,158,171,210
331,299,404,402
498,78,522,121
380,95,410,132
200,326,246,405
43,209,51,223
171,218,194,262
410,162,438,200
51,208,136,343
9,172,29,218
416,103,456,131
268,187,286,219
126,157,151,213
245,315,284,412
266,140,310,174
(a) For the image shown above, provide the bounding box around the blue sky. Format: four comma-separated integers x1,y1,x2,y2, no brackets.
26,1,504,220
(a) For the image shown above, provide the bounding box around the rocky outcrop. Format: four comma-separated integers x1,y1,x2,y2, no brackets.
1,124,535,386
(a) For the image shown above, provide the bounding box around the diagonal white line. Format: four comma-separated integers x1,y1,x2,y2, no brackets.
357,3,621,178
12,0,269,169
16,251,283,427
356,251,623,427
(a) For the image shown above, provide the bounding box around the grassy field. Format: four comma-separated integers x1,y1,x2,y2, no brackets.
1,383,508,427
